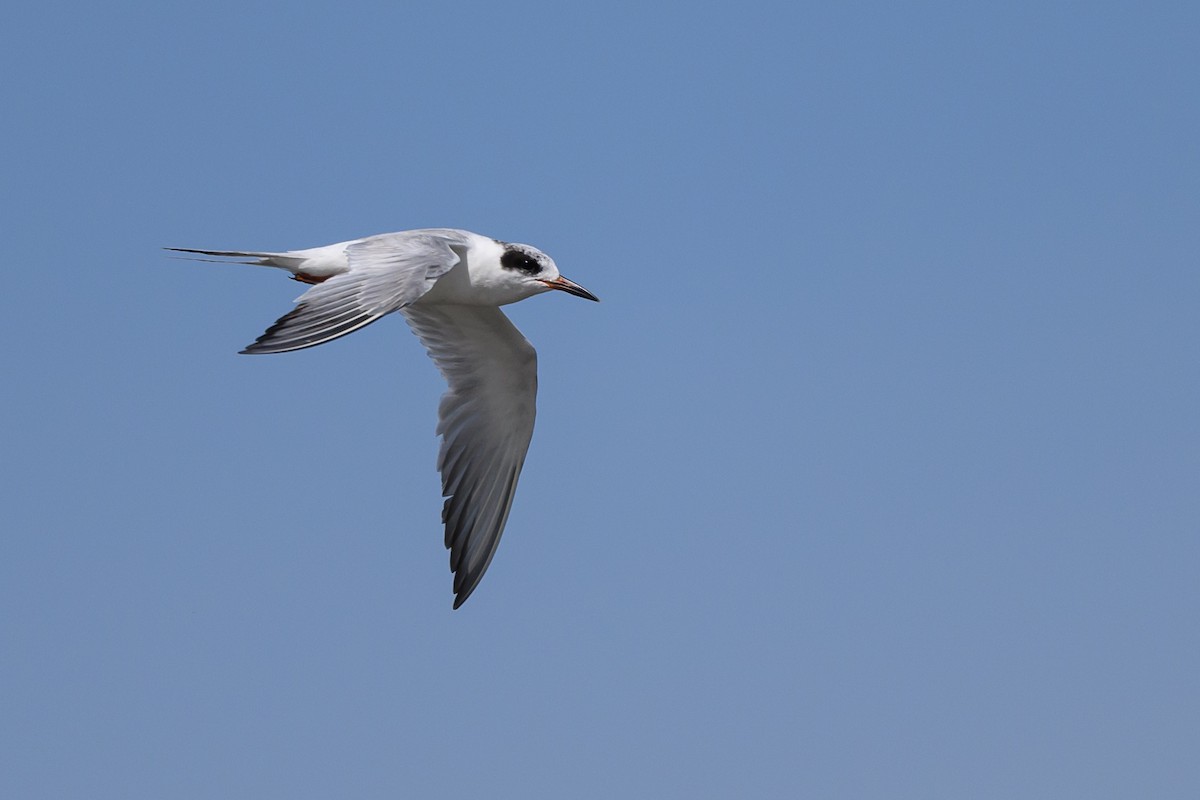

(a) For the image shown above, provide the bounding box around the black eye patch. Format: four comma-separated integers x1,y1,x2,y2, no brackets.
501,249,542,275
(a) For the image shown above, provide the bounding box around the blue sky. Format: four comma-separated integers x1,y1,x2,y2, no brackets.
2,2,1198,797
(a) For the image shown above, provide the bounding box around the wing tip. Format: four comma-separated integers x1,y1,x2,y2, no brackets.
452,580,481,609
236,303,381,355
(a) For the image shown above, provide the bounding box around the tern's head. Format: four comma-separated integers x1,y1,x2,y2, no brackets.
499,242,599,302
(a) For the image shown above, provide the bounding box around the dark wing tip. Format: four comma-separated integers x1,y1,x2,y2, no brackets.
239,305,312,354
238,303,379,355
451,565,485,609
452,577,487,609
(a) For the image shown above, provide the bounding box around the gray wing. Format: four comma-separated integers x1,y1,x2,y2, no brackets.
402,304,538,608
243,230,473,354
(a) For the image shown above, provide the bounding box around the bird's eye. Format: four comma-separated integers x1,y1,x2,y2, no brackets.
501,249,542,275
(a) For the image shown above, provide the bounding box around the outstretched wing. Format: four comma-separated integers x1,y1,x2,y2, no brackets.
243,230,472,354
402,304,538,608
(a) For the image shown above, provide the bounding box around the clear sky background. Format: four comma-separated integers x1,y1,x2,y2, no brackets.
2,2,1197,798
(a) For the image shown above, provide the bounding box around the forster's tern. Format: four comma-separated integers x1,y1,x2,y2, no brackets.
169,228,598,608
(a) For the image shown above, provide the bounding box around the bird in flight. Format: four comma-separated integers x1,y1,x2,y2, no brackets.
169,229,598,608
